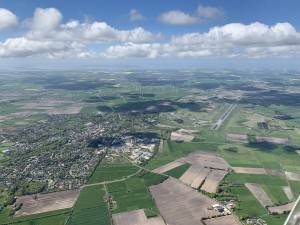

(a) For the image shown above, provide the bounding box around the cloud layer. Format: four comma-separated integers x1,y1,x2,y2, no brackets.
0,7,300,60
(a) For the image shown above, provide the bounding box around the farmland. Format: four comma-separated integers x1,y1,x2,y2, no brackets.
15,189,80,217
67,185,110,225
87,162,139,184
108,175,164,215
1,69,300,225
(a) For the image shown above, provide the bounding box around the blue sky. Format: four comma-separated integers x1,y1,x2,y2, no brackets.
0,0,300,69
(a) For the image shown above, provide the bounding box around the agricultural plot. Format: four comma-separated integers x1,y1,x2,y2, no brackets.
170,131,194,142
145,140,218,170
107,177,159,215
154,151,229,192
203,215,241,225
15,189,80,217
220,143,300,172
13,213,69,225
112,209,166,225
87,163,139,184
226,134,248,143
285,171,300,181
245,183,273,207
179,165,204,185
68,185,110,225
225,173,296,205
233,167,284,176
268,201,296,214
201,170,227,193
233,167,267,174
152,160,185,174
262,185,290,204
67,206,110,225
230,186,268,218
190,168,211,189
164,163,191,179
283,186,295,201
149,178,221,225
73,185,106,211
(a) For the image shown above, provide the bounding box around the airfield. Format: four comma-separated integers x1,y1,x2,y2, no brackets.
0,69,300,225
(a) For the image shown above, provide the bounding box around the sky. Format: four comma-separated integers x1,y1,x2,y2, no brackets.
0,0,300,69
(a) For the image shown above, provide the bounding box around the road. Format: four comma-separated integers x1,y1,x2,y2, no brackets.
211,100,238,130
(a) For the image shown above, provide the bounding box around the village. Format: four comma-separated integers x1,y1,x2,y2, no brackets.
0,112,158,192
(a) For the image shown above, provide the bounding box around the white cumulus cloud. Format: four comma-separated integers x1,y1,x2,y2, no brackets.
100,22,300,59
0,8,18,30
158,10,198,25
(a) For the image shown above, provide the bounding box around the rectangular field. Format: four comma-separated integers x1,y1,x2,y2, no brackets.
15,189,80,217
149,178,221,225
87,163,139,184
108,178,159,215
201,170,227,193
68,185,110,225
179,165,203,185
67,206,110,225
73,186,106,211
283,186,294,201
164,163,191,179
245,183,273,207
204,215,241,225
285,171,300,181
190,168,210,189
112,209,166,225
152,160,185,174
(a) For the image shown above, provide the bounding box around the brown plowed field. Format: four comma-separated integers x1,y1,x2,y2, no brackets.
15,189,80,217
190,168,210,189
201,170,227,193
285,171,300,181
112,209,166,225
204,215,242,225
149,178,220,225
179,165,203,185
268,201,296,214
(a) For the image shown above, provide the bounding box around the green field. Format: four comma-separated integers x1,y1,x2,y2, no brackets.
12,213,69,225
165,163,191,179
262,185,289,205
219,143,300,172
225,173,288,186
87,163,139,184
230,186,268,218
107,177,160,215
67,206,109,225
0,209,70,225
68,185,110,225
73,186,107,211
